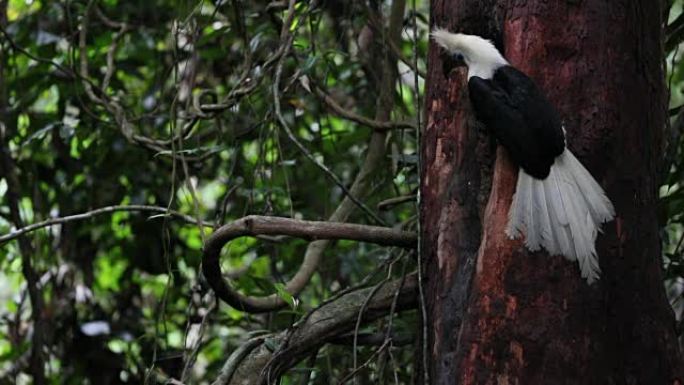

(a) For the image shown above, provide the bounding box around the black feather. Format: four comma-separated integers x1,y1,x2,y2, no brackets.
468,66,565,179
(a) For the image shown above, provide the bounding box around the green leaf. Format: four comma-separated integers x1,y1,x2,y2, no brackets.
273,282,297,309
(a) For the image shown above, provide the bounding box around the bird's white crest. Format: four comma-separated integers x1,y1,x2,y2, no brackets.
431,28,508,79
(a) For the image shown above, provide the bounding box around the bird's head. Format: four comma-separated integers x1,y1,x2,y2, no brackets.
431,28,508,79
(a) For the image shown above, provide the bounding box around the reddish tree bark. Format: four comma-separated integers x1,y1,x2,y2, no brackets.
421,0,683,384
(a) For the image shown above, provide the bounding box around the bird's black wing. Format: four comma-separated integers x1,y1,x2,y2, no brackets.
468,66,565,179
493,66,565,161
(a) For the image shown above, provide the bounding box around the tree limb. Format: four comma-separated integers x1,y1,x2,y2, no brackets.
202,215,416,313
216,273,417,385
0,205,213,245
667,12,684,52
386,30,427,80
377,195,417,211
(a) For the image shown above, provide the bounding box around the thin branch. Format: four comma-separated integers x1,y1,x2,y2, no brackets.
0,205,214,245
338,340,392,385
0,24,102,91
329,331,414,346
275,93,387,225
667,12,684,52
180,301,217,383
78,1,105,105
312,85,416,131
662,103,684,185
387,33,426,80
410,1,428,382
352,275,390,380
212,335,269,385
102,22,128,91
377,195,416,211
93,5,127,29
202,215,417,313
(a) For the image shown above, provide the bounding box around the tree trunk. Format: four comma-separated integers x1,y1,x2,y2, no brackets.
421,0,684,384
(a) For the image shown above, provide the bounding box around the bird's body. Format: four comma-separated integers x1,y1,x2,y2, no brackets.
432,29,615,283
468,66,565,179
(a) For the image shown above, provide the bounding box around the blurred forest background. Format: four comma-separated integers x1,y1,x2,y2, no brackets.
0,0,683,384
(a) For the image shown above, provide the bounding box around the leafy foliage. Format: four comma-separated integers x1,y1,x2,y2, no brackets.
4,0,684,383
0,0,427,383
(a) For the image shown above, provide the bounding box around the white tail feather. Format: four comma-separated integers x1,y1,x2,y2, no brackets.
562,151,615,223
506,173,526,239
524,174,541,251
507,149,614,283
544,168,573,258
534,179,553,243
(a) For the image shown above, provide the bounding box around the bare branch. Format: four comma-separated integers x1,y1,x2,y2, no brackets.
0,205,213,245
338,340,391,385
0,24,100,88
329,331,414,347
93,5,127,29
312,86,416,131
202,215,417,313
101,22,128,91
386,33,427,80
410,1,429,382
667,12,684,52
377,195,417,211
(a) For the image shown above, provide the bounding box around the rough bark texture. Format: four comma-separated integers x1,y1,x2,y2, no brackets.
422,0,683,384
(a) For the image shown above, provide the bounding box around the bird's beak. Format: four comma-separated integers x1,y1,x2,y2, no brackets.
440,52,466,77
452,53,466,67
